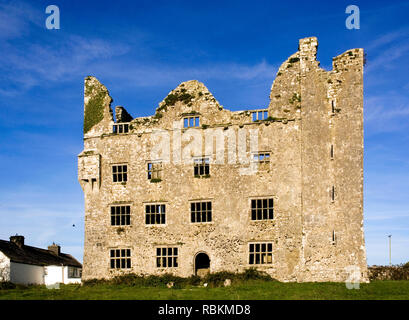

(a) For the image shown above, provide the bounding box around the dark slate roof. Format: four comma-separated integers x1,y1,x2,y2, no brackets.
0,240,82,268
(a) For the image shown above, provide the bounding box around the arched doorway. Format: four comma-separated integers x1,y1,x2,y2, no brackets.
194,252,210,277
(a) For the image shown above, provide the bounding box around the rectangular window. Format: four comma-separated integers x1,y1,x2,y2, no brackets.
183,116,200,128
249,242,273,265
145,204,166,225
253,152,270,163
194,158,210,176
110,205,131,226
330,145,334,159
110,249,131,269
251,198,274,220
156,247,178,268
112,164,128,183
331,186,335,201
191,201,212,223
113,123,129,134
252,110,268,121
331,100,336,114
68,267,81,278
147,162,162,180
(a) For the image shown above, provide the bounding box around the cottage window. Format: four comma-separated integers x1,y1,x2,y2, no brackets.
145,204,166,225
112,164,128,183
156,247,178,268
251,198,274,220
183,116,200,128
110,249,131,269
249,242,273,265
147,162,162,180
191,201,212,223
194,158,210,177
68,267,82,278
110,205,131,226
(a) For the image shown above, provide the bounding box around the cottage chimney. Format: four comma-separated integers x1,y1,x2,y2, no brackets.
10,235,24,247
48,243,61,256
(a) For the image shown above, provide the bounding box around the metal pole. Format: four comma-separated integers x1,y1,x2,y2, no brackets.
388,235,392,266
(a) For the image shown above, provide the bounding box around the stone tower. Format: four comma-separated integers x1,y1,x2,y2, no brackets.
78,37,368,282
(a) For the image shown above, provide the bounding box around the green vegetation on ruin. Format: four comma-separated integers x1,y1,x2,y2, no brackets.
84,83,108,134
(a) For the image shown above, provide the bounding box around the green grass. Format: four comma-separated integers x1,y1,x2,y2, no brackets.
1,280,408,300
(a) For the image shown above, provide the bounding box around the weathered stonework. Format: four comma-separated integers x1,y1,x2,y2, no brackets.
78,37,368,282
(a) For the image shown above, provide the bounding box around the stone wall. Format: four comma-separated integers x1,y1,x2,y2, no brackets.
78,37,368,282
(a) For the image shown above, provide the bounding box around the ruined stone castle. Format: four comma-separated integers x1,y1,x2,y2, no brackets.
78,37,368,282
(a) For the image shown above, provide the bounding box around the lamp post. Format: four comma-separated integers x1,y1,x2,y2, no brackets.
388,235,392,266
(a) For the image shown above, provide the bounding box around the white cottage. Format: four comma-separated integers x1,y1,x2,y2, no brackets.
0,235,82,285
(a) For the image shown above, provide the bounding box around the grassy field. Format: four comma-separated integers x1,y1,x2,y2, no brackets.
1,280,408,300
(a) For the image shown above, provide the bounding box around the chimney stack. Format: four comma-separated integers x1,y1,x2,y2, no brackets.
10,235,24,248
48,243,61,256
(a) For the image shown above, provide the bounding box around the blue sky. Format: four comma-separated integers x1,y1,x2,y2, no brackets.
0,0,408,266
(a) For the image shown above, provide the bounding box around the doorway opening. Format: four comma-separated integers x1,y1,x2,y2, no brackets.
195,252,210,277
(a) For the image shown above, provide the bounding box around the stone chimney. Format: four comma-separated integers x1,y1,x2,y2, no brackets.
10,235,24,248
48,243,61,256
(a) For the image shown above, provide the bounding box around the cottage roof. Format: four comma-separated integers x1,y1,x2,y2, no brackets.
0,239,82,268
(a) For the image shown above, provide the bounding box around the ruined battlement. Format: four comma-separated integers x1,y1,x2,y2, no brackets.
79,37,367,282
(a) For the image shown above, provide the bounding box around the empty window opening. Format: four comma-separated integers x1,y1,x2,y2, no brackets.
110,249,131,269
251,198,274,220
249,243,273,265
330,145,334,159
252,110,268,121
112,165,128,183
331,100,335,114
147,162,162,180
195,252,210,276
253,152,270,163
111,205,131,226
194,158,210,177
191,201,212,223
145,204,166,225
156,247,178,268
113,123,129,134
332,230,337,245
184,116,200,128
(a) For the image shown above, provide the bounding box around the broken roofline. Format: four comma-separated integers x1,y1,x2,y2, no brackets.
83,36,363,135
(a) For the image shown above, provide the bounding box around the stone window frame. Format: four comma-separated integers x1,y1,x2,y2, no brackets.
251,110,268,122
110,204,131,226
193,157,210,177
144,202,167,226
183,116,200,128
110,248,131,269
155,246,179,268
189,200,213,224
248,242,273,265
113,123,130,134
147,160,163,181
111,163,128,183
250,197,274,221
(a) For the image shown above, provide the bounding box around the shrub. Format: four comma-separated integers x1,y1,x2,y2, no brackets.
0,282,16,290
